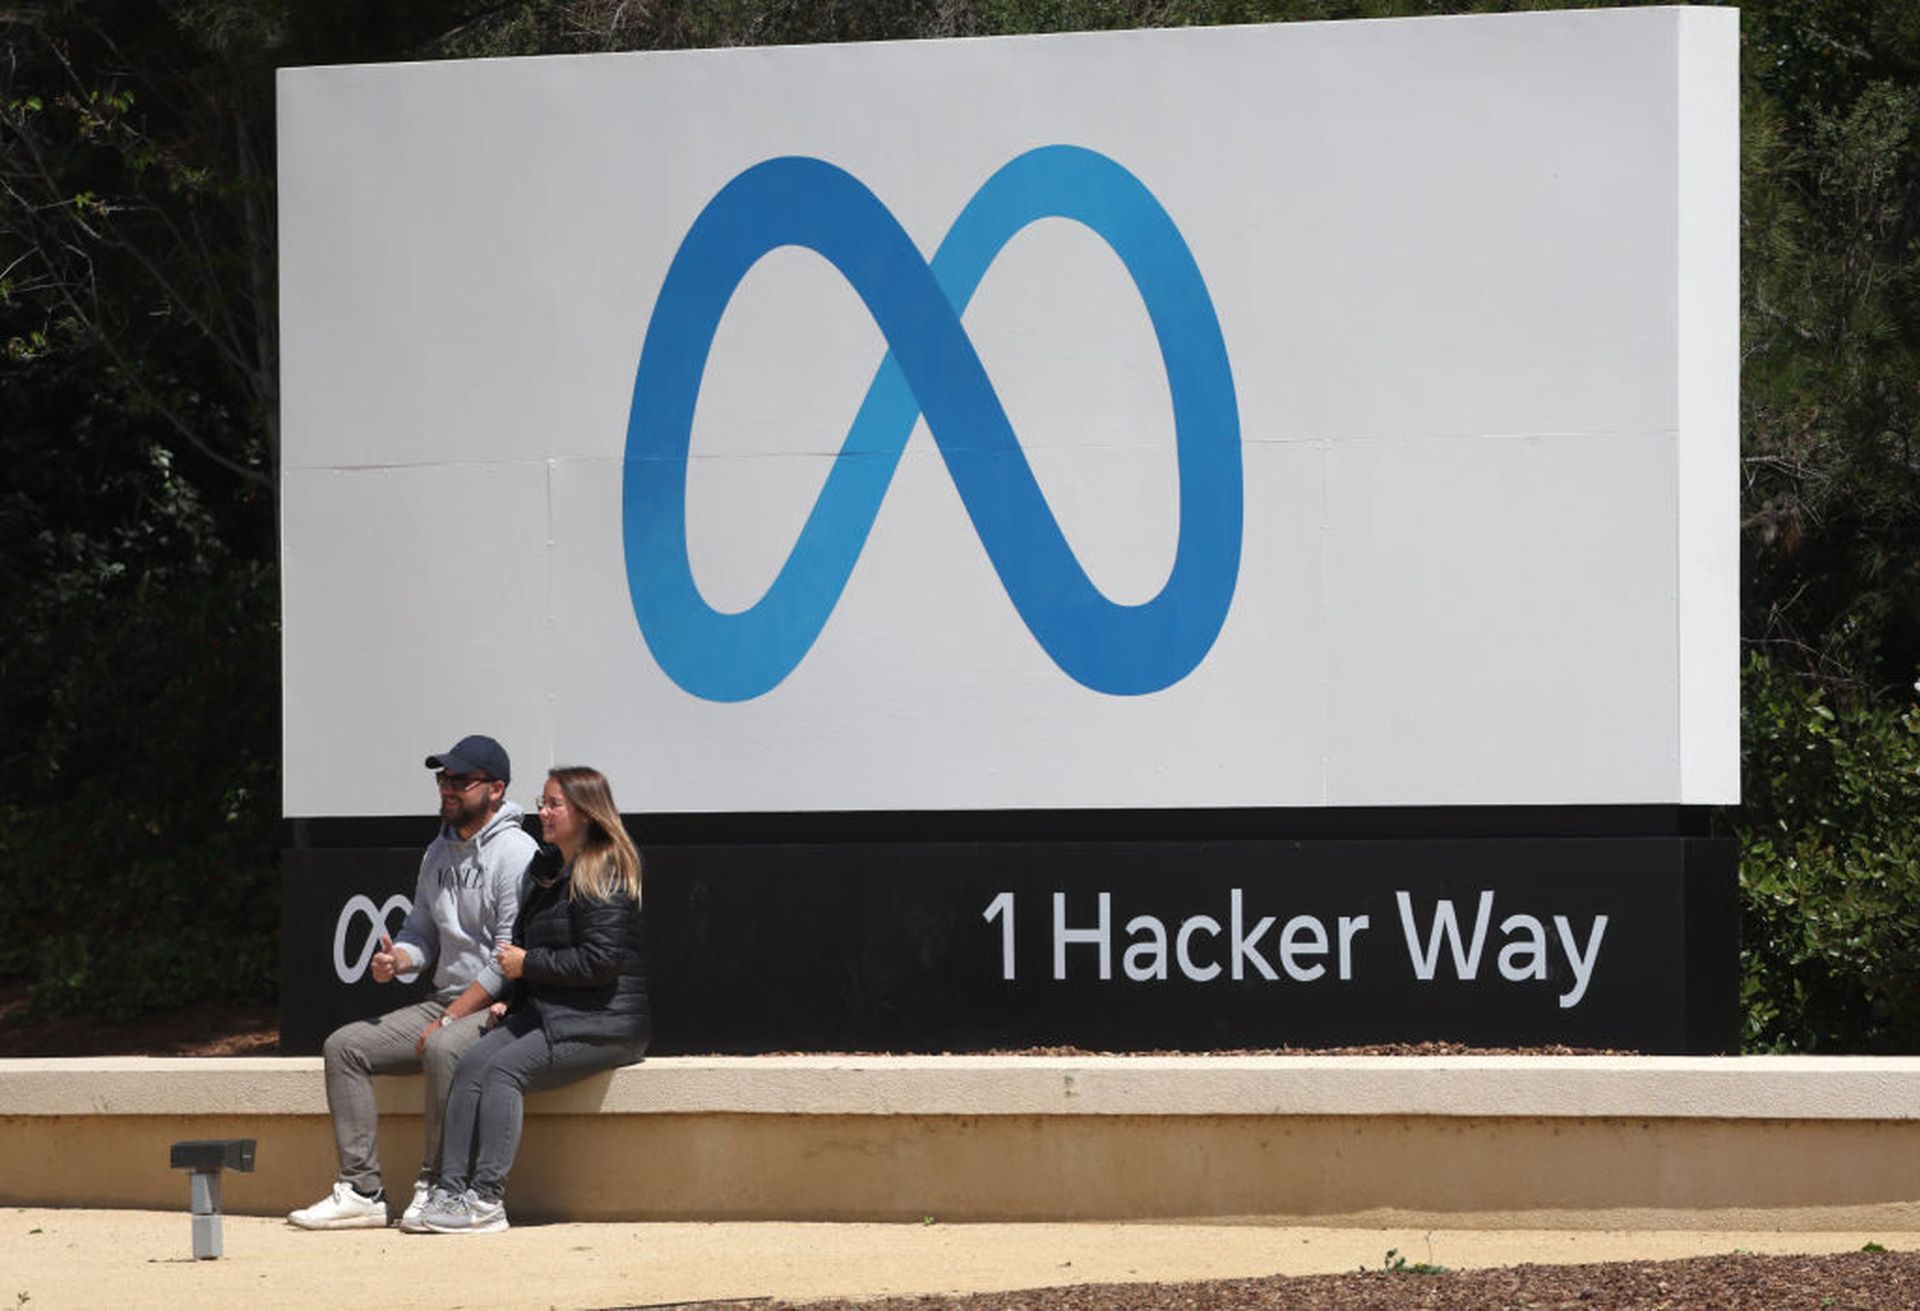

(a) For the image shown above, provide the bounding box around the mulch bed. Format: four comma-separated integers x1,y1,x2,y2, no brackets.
0,983,280,1057
765,1249,1920,1310
0,985,1624,1060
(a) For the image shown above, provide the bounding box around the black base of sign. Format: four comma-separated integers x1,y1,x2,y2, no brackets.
280,846,433,1054
280,810,1737,1056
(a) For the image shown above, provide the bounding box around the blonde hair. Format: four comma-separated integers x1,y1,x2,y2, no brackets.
547,766,642,905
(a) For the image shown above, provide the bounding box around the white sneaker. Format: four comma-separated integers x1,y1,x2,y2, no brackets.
396,1180,434,1233
420,1188,509,1234
415,1186,461,1232
287,1181,388,1230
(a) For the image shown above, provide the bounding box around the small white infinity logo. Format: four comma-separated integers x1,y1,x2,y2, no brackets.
333,893,413,984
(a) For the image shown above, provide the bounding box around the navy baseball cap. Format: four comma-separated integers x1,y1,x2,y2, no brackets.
424,734,510,783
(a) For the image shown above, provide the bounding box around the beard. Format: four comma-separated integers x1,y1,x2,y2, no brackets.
443,788,493,833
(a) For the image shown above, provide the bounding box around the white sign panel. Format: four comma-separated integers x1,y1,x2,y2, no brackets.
279,7,1738,816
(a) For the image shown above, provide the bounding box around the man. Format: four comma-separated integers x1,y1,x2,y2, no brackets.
288,734,536,1231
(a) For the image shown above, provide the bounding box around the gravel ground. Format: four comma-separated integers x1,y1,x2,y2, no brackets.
771,1249,1920,1310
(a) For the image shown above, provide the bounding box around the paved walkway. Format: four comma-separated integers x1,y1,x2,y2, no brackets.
6,1208,1918,1309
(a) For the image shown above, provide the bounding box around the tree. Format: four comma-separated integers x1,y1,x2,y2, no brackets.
1740,1,1920,696
0,5,283,1010
1731,0,1920,1051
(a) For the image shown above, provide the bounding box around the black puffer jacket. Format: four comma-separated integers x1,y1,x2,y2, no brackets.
509,849,651,1046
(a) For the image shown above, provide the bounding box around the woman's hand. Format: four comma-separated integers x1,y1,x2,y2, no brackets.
495,944,526,980
482,1000,508,1032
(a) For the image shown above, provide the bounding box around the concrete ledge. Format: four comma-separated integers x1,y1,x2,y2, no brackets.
6,1056,1920,1228
8,1053,1920,1118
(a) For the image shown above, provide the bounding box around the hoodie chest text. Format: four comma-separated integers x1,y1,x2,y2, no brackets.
437,863,486,891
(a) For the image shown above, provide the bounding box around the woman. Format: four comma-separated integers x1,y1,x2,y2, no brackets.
420,765,650,1233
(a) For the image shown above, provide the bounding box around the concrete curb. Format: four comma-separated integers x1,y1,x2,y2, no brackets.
7,1056,1920,1225
5,1053,1920,1118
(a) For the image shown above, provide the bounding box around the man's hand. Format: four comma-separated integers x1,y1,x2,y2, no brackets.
483,1000,508,1032
370,934,401,984
495,944,526,980
414,1012,452,1055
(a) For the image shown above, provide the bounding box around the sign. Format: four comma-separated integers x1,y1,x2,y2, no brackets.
276,13,1741,1055
279,827,1736,1054
278,7,1739,818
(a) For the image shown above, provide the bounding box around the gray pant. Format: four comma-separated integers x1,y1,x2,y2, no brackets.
321,999,491,1194
438,1009,645,1201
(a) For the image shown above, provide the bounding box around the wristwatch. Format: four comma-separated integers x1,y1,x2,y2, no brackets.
438,1013,455,1028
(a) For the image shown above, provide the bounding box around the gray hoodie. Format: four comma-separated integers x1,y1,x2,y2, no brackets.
393,801,536,1000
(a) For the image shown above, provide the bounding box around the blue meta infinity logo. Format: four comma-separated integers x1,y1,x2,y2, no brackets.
622,145,1242,702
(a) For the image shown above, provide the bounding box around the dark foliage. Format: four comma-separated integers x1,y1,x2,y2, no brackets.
2,3,365,1013
1738,652,1920,1052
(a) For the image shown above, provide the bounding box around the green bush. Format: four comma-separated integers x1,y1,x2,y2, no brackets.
1736,650,1920,1052
0,559,281,1018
